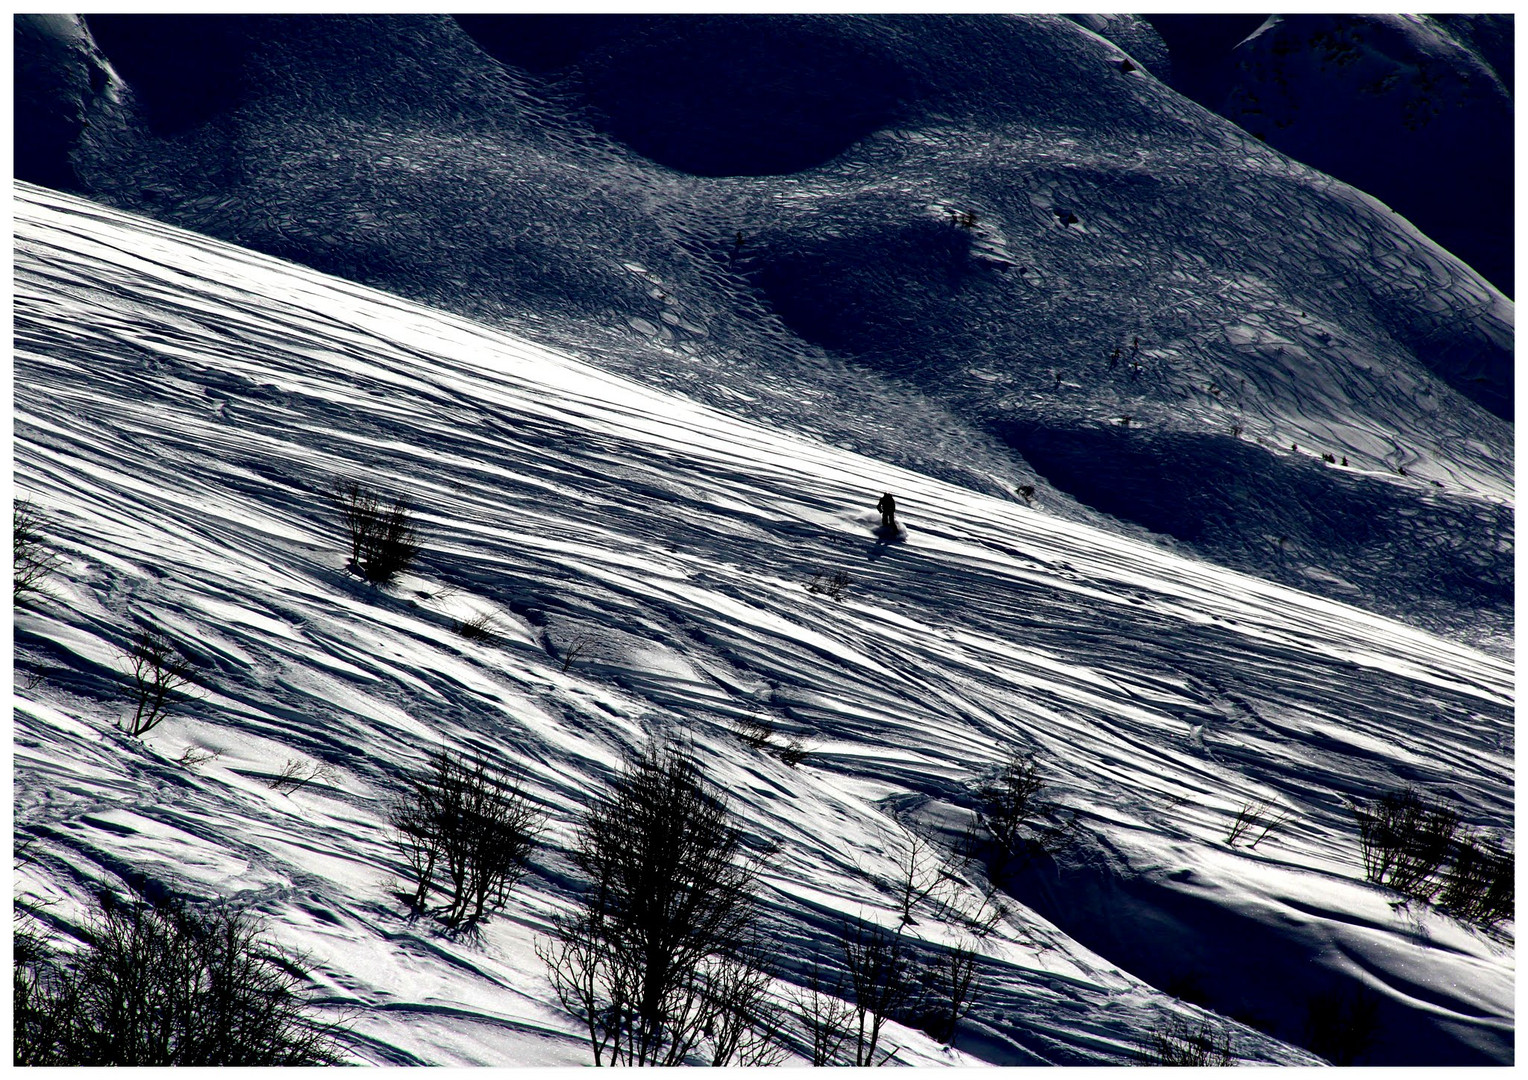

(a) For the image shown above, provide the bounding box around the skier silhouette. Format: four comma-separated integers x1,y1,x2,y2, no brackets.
876,492,898,531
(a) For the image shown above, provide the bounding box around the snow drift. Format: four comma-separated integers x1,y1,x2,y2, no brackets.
14,183,1513,1065
17,13,1514,648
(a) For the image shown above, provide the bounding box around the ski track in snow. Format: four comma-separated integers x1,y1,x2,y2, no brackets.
13,184,1513,1065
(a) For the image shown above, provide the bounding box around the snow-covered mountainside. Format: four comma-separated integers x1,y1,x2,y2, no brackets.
16,13,1513,650
1144,13,1514,299
14,184,1513,1065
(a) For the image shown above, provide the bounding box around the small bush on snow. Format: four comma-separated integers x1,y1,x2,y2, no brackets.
1438,830,1514,929
1137,1013,1234,1066
391,747,543,928
979,752,1072,863
537,742,781,1066
452,610,500,641
331,480,420,585
1353,787,1458,901
1353,786,1511,929
807,569,852,600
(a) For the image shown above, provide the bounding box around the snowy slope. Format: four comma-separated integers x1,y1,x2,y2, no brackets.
1149,13,1514,298
14,184,1512,1065
22,13,1513,648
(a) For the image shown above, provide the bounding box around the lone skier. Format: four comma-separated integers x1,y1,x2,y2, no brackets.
876,492,898,531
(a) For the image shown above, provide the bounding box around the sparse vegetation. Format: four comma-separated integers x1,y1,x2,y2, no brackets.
1353,787,1458,901
729,716,816,767
452,611,500,642
918,938,979,1047
1438,830,1513,929
390,748,543,928
557,630,595,673
892,828,944,925
775,737,816,767
1139,1013,1234,1066
1225,796,1293,849
176,746,221,770
1352,787,1512,928
537,742,778,1065
841,918,916,1066
120,629,194,737
807,569,853,601
793,962,855,1066
14,499,64,605
979,752,1069,863
731,715,775,750
13,894,347,1065
266,757,337,796
331,480,420,585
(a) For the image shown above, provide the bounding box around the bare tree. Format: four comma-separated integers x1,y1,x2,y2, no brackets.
842,919,918,1066
121,630,193,737
14,499,64,605
792,961,855,1065
892,828,946,925
537,741,777,1065
703,944,788,1067
922,938,979,1046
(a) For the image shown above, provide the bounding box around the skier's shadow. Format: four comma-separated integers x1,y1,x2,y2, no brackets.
866,523,906,561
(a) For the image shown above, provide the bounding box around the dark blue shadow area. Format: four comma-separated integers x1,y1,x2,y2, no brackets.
751,215,981,359
995,422,1512,613
997,844,1507,1065
83,14,253,135
457,14,912,177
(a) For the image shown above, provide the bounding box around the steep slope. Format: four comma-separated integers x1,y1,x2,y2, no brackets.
17,13,1513,646
14,184,1512,1065
1146,13,1514,298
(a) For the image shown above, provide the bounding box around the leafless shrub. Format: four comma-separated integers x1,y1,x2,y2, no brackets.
537,742,775,1065
1225,796,1293,849
946,883,1007,939
1139,1013,1234,1066
841,919,917,1066
14,499,64,605
892,829,945,925
792,962,855,1066
774,738,817,768
557,631,595,673
452,611,499,642
917,939,979,1047
1353,787,1459,900
176,746,221,770
807,570,852,601
1439,831,1513,929
731,715,774,751
266,758,336,796
120,630,194,737
391,748,543,928
331,480,419,585
979,752,1072,864
704,944,788,1067
13,895,347,1065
